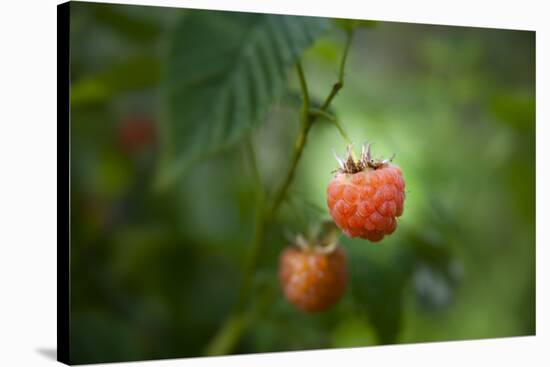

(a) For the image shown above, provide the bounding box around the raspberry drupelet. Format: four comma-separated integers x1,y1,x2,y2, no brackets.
326,143,405,242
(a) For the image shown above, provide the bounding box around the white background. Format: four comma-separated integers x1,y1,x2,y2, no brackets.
0,0,548,365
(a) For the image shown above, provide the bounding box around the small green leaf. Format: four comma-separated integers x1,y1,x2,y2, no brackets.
332,18,378,32
307,37,341,64
156,11,329,188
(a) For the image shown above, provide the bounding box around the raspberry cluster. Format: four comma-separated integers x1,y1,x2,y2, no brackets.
327,144,405,242
280,143,406,313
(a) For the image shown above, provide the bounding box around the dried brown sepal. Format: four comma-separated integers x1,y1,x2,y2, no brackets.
333,142,395,174
292,220,340,254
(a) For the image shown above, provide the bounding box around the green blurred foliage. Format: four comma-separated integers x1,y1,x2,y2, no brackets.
69,2,535,364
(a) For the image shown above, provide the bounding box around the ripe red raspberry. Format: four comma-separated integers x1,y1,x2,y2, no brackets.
279,241,347,313
326,144,405,242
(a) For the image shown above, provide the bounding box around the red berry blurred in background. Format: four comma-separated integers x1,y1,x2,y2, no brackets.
118,116,157,154
279,231,347,313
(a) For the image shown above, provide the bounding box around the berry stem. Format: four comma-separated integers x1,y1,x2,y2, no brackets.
204,31,355,356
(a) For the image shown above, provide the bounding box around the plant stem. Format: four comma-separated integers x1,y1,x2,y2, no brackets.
320,30,353,111
204,32,354,355
272,133,310,214
308,108,352,145
270,63,312,214
204,65,311,356
272,31,355,211
296,62,310,113
338,30,353,83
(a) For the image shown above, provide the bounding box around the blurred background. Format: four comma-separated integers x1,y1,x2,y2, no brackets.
69,2,535,364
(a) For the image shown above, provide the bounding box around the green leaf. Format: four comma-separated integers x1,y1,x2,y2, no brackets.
332,18,378,32
157,11,329,188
